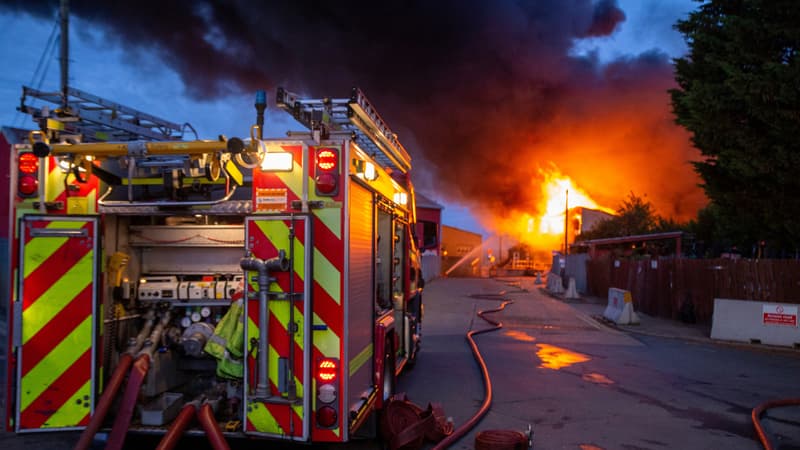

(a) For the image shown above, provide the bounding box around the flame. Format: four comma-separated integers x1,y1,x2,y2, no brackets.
487,163,616,255
536,166,615,236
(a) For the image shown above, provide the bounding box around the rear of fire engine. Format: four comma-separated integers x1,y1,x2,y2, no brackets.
5,87,423,447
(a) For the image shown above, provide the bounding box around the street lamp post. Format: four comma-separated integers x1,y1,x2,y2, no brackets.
564,189,569,255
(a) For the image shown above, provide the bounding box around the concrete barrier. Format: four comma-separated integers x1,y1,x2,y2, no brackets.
603,288,640,325
547,273,564,294
711,299,800,347
564,277,579,299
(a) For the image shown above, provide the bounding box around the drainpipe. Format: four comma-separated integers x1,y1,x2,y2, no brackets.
240,250,289,399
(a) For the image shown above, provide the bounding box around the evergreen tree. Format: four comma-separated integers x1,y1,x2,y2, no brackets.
670,0,800,254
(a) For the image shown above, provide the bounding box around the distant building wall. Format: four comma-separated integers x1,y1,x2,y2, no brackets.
580,208,614,233
415,192,443,255
421,254,441,282
441,225,482,277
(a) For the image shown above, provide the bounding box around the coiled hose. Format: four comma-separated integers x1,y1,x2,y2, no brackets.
431,296,514,450
752,398,800,450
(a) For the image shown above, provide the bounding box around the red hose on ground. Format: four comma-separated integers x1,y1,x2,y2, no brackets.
155,402,197,450
74,353,134,450
752,398,800,450
431,299,514,450
197,402,231,450
105,354,151,450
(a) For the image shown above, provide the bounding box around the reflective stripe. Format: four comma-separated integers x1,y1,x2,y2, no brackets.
275,161,303,202
23,251,92,343
43,378,92,428
349,343,373,378
17,218,96,431
312,203,341,239
23,221,87,278
253,220,306,278
312,312,340,358
247,401,281,434
208,335,226,346
46,161,65,203
20,315,92,411
313,249,340,305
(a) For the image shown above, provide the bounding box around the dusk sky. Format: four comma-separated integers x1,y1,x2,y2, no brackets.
0,0,700,236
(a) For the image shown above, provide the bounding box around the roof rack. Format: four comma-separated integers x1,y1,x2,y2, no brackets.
19,86,186,142
275,87,412,174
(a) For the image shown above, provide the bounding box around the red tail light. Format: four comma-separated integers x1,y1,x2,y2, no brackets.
314,147,339,196
18,176,38,196
19,153,38,174
316,406,337,428
316,358,339,429
316,149,337,171
17,152,39,198
317,358,338,383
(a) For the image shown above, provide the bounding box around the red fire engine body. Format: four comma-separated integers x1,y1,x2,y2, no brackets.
5,87,424,445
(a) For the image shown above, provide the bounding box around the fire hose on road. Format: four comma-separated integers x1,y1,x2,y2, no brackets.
74,309,157,450
432,291,531,450
752,398,800,450
380,290,531,450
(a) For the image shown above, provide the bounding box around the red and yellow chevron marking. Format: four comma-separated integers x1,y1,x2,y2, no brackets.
248,143,346,442
43,157,99,215
18,218,96,430
310,205,345,442
245,218,308,438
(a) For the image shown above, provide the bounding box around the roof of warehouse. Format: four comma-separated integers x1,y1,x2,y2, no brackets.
415,192,444,210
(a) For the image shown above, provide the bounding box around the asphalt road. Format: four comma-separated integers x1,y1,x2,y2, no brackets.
397,277,800,450
2,276,799,449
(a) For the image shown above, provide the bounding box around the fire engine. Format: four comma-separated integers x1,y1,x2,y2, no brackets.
5,86,424,447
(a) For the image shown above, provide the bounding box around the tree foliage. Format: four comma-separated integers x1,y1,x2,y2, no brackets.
579,193,679,241
670,0,800,253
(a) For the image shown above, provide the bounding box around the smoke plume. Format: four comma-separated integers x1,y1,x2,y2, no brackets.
1,0,706,228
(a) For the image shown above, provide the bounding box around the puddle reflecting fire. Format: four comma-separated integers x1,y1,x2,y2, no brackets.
536,344,590,369
582,372,614,385
504,330,537,342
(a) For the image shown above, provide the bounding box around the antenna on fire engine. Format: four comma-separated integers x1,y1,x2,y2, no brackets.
59,0,69,112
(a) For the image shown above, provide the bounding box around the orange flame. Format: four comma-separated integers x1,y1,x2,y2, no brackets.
535,166,615,237
487,163,616,255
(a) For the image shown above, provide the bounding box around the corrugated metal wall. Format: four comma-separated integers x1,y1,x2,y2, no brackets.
347,182,375,410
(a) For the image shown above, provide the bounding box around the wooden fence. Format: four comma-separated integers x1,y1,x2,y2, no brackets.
586,257,800,323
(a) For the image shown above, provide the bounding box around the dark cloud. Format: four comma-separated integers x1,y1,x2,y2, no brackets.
1,0,704,230
583,0,627,37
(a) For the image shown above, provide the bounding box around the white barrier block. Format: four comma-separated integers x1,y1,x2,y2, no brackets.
547,273,564,294
603,288,640,325
711,299,800,347
565,277,579,299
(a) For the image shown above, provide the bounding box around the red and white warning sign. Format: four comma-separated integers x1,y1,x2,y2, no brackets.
762,304,798,327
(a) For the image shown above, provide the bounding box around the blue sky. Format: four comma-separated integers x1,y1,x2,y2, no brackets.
0,0,698,236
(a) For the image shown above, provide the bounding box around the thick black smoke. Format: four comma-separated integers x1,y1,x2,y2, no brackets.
2,0,705,225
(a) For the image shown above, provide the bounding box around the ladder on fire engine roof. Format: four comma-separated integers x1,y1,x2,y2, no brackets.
18,85,187,142
276,87,412,175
